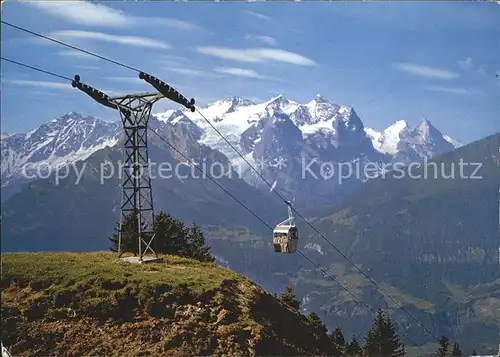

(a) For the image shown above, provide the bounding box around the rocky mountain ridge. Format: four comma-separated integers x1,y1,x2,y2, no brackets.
1,95,460,205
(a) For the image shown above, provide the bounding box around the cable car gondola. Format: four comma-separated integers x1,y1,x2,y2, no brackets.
273,200,298,253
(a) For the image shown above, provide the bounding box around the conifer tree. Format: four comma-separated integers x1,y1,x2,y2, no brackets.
154,211,188,255
307,311,327,335
437,336,449,357
364,309,405,357
184,223,215,262
279,282,301,310
346,336,363,357
109,209,140,255
451,342,462,356
109,209,214,262
329,326,346,356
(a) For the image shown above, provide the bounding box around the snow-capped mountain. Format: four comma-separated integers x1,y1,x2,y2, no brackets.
442,135,462,148
365,118,461,164
1,112,121,186
153,94,391,204
2,95,460,205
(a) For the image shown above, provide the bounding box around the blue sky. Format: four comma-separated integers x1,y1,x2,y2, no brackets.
1,1,499,144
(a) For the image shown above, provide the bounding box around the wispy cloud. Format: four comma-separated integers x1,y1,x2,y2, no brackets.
393,63,460,80
245,10,272,21
169,68,207,76
106,77,144,84
3,79,124,95
23,1,128,27
153,55,191,68
245,34,277,46
56,50,99,60
456,57,487,75
49,30,170,49
136,17,200,30
3,79,72,90
214,67,267,79
23,1,200,30
426,86,481,95
196,47,316,66
457,57,474,72
24,90,73,98
160,55,190,63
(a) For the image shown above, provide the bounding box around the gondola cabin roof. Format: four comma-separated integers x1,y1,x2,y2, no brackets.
273,226,297,233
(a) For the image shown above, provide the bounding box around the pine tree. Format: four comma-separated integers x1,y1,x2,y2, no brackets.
307,311,327,335
364,309,405,357
279,282,301,310
346,336,363,357
329,326,346,357
452,343,462,356
109,210,214,262
109,210,140,255
184,223,215,262
154,211,188,255
437,336,449,357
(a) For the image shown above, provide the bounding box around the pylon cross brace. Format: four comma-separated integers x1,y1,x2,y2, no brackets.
71,73,195,261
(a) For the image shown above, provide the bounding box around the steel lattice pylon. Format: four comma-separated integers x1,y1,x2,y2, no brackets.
113,93,162,259
72,74,195,262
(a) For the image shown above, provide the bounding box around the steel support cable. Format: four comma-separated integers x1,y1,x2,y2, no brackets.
148,127,428,353
191,107,441,342
0,33,439,344
1,20,141,73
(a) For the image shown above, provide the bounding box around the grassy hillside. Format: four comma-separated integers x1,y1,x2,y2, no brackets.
1,252,335,357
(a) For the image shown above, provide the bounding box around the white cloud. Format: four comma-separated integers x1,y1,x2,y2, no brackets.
196,47,316,66
214,67,267,79
3,79,72,90
22,1,200,30
169,68,205,76
160,55,190,63
245,10,272,21
137,17,200,30
23,0,128,27
426,86,481,95
49,30,170,49
166,68,214,77
3,79,125,94
56,50,99,60
456,57,487,76
106,76,144,84
245,34,277,46
393,63,460,80
457,57,474,71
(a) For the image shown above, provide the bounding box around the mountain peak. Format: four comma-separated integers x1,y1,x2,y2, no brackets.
61,112,85,120
370,119,409,155
223,96,254,106
413,117,442,140
385,120,408,132
418,117,432,128
268,94,286,102
218,96,255,114
314,93,327,102
266,94,290,109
